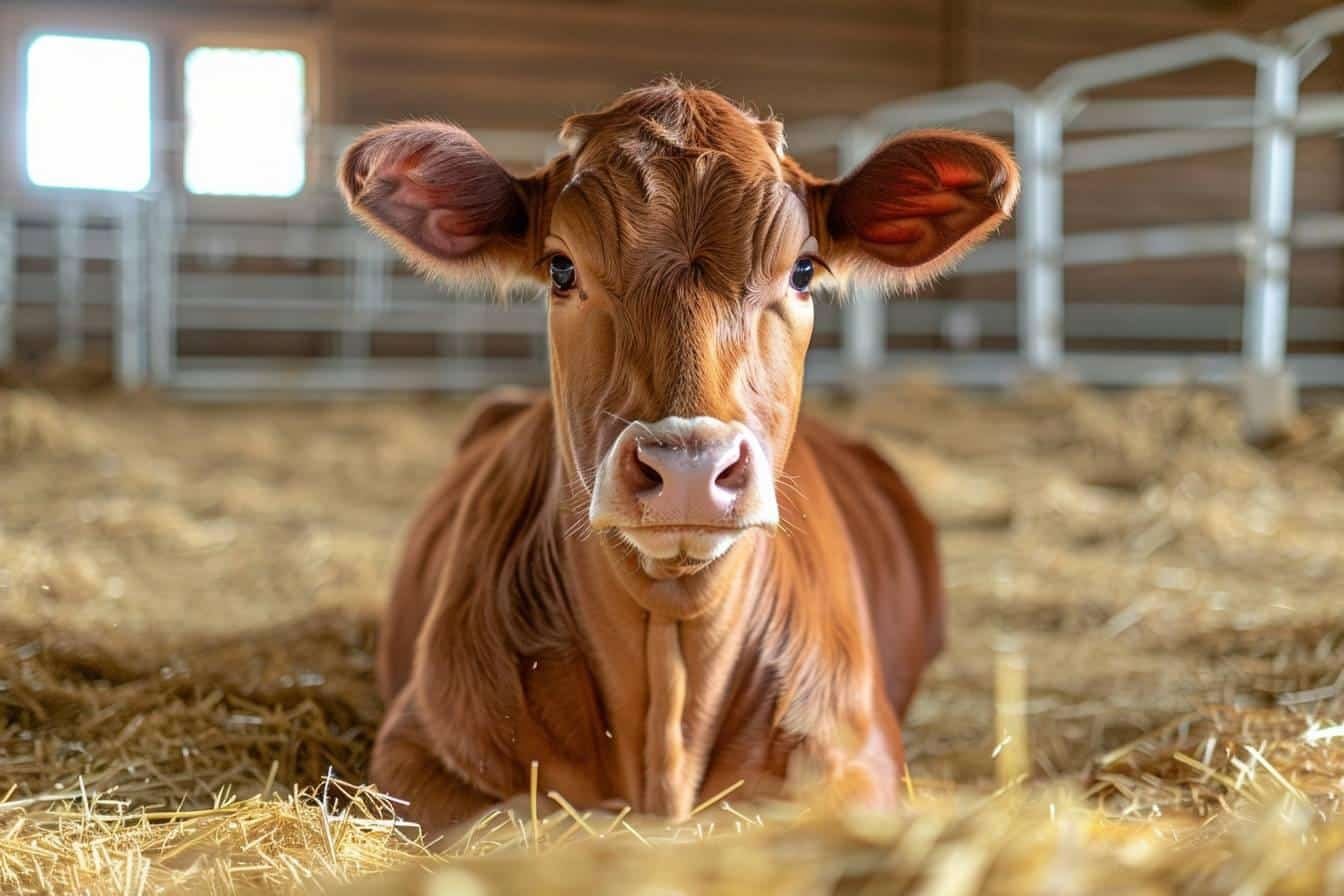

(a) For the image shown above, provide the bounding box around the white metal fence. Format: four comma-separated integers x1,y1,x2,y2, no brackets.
3,6,1344,435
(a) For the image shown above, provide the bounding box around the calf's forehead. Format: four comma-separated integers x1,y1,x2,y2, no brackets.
550,154,809,301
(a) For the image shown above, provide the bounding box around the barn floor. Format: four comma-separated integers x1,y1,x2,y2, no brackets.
4,381,1344,893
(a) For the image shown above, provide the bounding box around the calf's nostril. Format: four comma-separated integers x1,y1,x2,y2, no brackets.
714,439,751,491
629,443,664,493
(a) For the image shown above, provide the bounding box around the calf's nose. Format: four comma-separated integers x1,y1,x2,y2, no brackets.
621,431,752,524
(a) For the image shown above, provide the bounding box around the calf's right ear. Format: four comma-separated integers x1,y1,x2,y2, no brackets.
338,121,543,283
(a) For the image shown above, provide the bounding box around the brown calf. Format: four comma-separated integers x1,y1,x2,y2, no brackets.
339,82,1018,836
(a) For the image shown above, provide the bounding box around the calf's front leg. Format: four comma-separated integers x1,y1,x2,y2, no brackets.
371,688,495,842
785,702,905,813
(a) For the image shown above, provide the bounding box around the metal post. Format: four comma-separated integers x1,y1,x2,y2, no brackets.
838,125,887,387
1241,48,1301,442
1014,100,1065,374
342,230,383,360
117,201,147,388
0,209,14,368
148,191,177,385
56,203,84,363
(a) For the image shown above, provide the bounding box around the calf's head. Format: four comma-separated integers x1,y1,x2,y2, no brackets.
340,84,1017,587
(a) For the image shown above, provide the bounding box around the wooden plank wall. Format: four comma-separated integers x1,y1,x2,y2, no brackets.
330,0,948,130
328,1,1343,138
962,0,1341,93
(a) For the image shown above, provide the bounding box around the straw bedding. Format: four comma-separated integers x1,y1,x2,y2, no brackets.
3,381,1344,893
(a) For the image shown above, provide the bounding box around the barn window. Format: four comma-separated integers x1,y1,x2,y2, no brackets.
183,47,307,197
25,35,153,192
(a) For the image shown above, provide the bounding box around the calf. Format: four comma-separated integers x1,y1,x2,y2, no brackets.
339,82,1017,835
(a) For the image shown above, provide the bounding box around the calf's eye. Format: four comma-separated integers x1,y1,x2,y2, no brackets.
789,257,814,293
550,255,577,292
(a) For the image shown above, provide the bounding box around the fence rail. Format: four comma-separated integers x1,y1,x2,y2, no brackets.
3,6,1344,437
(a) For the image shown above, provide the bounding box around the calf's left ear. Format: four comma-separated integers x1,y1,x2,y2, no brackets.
812,130,1019,290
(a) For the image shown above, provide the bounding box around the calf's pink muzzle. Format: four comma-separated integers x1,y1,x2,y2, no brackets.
588,416,779,566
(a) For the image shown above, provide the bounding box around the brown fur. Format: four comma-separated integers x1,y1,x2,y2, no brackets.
341,81,1017,835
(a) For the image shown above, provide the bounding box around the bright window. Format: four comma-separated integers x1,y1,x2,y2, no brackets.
184,47,307,197
25,35,152,192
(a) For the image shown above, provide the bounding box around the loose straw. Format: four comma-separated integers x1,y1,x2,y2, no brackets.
994,636,1030,788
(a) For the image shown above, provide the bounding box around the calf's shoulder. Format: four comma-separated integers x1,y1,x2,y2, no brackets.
377,389,553,705
795,414,945,717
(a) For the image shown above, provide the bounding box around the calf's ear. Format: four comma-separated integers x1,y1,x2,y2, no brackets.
339,121,543,283
811,130,1018,290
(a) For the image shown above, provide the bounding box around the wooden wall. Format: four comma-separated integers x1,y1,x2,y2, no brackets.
327,0,1342,129
329,0,948,130
961,0,1341,93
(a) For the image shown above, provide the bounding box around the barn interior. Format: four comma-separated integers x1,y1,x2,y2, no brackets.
4,1,1344,893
